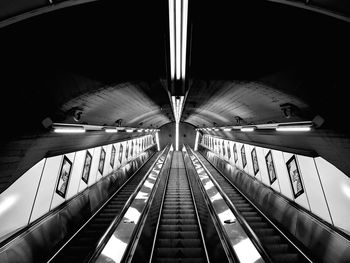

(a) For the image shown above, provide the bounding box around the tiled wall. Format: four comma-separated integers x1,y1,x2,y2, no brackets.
0,134,156,240
200,134,350,235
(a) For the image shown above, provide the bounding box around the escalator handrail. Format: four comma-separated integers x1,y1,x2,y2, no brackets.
194,149,313,263
189,146,274,263
47,148,158,262
184,145,239,263
122,148,174,263
181,150,211,263
87,145,170,263
148,149,175,263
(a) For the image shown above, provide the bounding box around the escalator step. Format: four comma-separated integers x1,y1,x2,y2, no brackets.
153,257,205,263
155,247,203,258
159,225,199,232
157,230,200,239
157,239,202,248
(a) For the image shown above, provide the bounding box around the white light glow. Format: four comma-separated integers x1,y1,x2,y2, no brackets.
223,128,232,131
194,131,199,151
137,129,143,132
276,126,311,132
54,127,85,133
181,0,188,79
175,122,179,151
169,0,175,80
104,128,117,133
241,127,255,132
126,129,134,133
101,235,127,263
155,132,161,151
0,195,18,215
233,238,262,263
171,96,184,123
175,0,181,80
213,128,219,131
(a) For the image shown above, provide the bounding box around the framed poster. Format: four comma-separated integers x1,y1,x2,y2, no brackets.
286,155,304,198
98,148,106,174
233,143,238,163
241,145,247,168
265,151,277,185
222,141,226,156
82,151,92,184
227,143,231,160
56,156,72,198
251,148,259,175
125,142,129,160
130,141,134,157
118,144,123,164
110,145,116,168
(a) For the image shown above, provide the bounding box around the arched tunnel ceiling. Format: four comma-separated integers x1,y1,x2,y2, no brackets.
1,0,350,193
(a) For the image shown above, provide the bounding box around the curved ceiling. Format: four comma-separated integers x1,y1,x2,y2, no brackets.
1,0,350,193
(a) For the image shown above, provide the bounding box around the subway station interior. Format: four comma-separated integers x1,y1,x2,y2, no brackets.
1,0,350,262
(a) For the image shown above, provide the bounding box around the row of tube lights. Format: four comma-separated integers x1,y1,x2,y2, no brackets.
52,124,159,134
196,121,313,133
169,0,188,81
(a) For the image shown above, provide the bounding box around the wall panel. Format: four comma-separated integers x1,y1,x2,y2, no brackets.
0,159,45,240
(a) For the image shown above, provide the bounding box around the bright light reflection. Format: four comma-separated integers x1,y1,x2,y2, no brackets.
124,207,141,224
143,180,154,189
342,185,350,199
210,192,222,202
204,180,214,190
233,238,262,263
0,195,18,215
155,132,160,151
175,122,179,151
194,131,200,151
100,235,127,263
217,209,236,224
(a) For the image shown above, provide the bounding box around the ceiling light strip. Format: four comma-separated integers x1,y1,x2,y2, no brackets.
169,0,175,80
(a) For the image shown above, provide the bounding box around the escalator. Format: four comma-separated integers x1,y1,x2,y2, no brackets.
50,152,162,263
195,152,310,263
150,152,208,263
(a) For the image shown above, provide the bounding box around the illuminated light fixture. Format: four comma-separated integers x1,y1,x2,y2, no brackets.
104,128,118,133
223,128,232,131
169,0,175,80
54,126,85,133
241,127,255,132
213,128,219,131
137,129,143,132
126,129,134,133
171,96,184,123
168,0,188,80
276,126,311,132
175,122,179,151
145,129,149,132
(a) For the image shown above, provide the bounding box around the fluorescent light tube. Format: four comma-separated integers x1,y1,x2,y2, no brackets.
126,129,134,133
175,0,181,80
169,0,175,80
104,128,117,133
223,128,232,131
181,0,188,79
276,126,311,132
54,126,85,133
241,127,255,132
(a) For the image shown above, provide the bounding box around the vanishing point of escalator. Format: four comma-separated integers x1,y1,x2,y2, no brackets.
196,153,309,263
151,152,207,263
50,153,160,263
